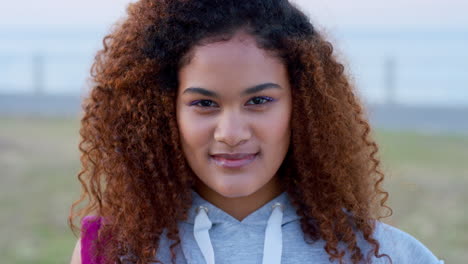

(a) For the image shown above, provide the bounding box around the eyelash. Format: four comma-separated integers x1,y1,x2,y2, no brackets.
189,96,275,109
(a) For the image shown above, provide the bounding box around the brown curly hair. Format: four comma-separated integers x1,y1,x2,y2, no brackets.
69,0,393,263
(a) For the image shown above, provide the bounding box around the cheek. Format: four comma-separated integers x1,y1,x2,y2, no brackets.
177,109,212,150
255,105,291,143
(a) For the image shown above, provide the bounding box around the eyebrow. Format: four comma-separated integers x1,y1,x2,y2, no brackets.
182,82,282,98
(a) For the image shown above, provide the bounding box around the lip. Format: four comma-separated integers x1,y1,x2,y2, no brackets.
210,153,258,169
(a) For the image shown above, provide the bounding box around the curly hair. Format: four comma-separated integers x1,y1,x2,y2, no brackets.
69,0,393,263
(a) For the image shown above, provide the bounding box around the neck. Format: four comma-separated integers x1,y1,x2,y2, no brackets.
194,176,284,221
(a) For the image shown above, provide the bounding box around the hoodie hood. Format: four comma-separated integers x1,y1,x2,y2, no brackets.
180,190,301,264
183,190,301,226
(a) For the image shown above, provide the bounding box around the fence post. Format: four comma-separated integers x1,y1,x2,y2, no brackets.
384,56,396,105
33,53,45,96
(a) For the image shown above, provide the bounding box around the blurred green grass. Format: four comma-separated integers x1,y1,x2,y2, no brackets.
1,116,466,263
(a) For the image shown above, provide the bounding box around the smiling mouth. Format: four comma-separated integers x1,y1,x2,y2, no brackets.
210,152,259,169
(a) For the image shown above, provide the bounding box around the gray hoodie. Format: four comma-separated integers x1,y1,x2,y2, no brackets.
149,190,444,264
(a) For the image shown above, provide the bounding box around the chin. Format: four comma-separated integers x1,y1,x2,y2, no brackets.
215,185,256,198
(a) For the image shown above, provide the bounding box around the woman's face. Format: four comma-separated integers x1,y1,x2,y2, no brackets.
176,31,292,199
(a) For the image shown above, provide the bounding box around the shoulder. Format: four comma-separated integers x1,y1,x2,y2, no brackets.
81,215,102,248
70,238,81,264
80,215,104,264
367,221,445,264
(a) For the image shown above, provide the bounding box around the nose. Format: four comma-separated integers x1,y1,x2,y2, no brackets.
214,110,251,147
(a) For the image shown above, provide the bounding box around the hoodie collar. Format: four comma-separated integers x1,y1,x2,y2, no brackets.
183,189,301,226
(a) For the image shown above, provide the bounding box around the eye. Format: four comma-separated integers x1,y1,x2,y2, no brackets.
190,99,219,108
246,96,275,106
189,96,275,109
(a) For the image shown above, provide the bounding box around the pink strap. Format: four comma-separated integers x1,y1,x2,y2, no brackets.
81,215,104,264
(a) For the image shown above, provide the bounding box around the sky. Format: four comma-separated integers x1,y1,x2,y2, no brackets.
0,0,466,106
295,0,468,29
1,0,467,30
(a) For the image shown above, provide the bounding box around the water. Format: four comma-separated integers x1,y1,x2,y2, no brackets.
0,27,467,107
333,29,468,107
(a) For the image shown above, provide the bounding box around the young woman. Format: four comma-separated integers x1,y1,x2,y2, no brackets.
69,0,444,263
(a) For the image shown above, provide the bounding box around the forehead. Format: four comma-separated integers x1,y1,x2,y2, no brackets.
177,32,288,95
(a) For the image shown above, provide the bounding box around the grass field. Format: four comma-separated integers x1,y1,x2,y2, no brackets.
1,116,466,263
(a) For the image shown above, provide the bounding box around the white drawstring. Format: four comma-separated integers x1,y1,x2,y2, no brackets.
262,202,284,264
193,206,215,264
193,202,284,264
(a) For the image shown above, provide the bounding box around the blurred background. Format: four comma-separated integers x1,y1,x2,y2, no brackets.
0,0,466,263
